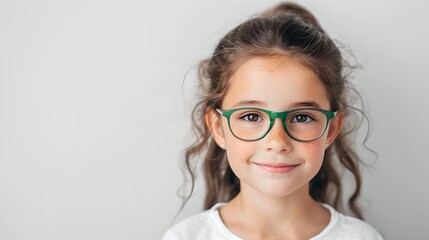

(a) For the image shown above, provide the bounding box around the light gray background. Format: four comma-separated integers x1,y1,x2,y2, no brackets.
1,0,428,239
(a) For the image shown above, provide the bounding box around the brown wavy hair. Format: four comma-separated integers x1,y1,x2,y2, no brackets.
181,2,371,219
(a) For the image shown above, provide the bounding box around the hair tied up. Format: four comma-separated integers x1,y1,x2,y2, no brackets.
261,2,321,29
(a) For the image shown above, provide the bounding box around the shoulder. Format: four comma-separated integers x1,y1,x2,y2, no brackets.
313,204,384,240
162,211,212,240
336,214,383,239
162,203,229,240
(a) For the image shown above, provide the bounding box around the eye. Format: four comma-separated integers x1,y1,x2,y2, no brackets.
241,113,263,122
291,113,313,123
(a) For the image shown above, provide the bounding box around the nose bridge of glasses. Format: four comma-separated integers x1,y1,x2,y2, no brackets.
268,111,289,133
268,111,288,120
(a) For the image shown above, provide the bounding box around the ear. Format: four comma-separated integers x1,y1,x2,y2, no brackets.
205,109,226,149
325,112,344,146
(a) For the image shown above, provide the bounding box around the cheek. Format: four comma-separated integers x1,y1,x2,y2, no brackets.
223,135,258,176
222,122,254,158
225,139,256,163
298,141,326,165
224,145,249,179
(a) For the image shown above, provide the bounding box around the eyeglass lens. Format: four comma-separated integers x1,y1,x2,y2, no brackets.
228,109,328,141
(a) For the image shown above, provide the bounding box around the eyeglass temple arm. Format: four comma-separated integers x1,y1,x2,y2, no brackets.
215,108,223,115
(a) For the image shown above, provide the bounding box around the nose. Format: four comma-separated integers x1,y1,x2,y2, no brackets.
265,118,293,153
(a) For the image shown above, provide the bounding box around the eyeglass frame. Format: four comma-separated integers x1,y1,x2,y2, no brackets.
215,107,337,142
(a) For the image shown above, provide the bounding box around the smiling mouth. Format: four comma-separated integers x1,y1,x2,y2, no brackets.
254,163,300,174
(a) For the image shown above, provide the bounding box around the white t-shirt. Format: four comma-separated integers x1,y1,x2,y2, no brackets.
162,203,383,240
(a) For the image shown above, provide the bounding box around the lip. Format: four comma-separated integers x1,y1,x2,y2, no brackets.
254,162,300,174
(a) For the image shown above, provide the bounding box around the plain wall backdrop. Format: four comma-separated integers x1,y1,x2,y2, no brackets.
1,0,428,239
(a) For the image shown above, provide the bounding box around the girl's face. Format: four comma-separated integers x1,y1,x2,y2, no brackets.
208,56,343,200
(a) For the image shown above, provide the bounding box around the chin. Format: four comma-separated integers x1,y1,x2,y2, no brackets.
257,182,307,199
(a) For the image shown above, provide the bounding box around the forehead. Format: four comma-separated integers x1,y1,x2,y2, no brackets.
222,56,330,110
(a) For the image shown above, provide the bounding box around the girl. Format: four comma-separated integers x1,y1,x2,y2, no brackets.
164,2,383,240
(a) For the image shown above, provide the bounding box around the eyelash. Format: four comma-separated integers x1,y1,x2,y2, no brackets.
290,113,315,123
240,113,263,122
236,110,319,124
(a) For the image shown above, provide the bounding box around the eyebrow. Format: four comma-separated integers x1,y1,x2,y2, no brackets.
231,100,267,108
289,101,322,109
230,100,323,109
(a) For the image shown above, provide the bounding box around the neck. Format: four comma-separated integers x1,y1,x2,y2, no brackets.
238,183,317,225
220,183,330,239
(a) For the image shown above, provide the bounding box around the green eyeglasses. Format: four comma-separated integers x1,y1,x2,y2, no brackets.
216,107,337,142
